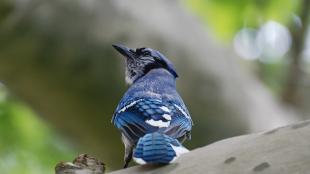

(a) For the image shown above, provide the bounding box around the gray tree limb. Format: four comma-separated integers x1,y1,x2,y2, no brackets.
56,120,310,174
109,119,310,174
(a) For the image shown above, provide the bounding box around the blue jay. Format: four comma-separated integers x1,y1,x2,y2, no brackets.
112,44,193,168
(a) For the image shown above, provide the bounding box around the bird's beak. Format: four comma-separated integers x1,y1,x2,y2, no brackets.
112,44,135,59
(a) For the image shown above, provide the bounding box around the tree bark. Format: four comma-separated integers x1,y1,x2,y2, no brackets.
55,154,105,174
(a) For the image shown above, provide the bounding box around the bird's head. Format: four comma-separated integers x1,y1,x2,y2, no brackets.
112,44,178,84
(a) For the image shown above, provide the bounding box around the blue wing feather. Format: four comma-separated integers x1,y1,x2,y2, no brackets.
113,98,192,143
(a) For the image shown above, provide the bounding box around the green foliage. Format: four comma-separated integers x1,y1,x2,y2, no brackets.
0,0,12,23
0,85,75,174
185,0,299,40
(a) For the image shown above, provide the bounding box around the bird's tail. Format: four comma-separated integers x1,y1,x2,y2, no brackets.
133,132,189,164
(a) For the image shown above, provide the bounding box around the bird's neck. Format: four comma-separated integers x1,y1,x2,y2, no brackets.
135,68,176,85
122,68,179,102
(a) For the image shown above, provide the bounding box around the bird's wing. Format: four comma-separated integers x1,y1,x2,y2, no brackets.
113,98,192,143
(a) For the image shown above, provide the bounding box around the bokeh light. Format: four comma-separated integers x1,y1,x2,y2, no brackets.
234,21,292,63
257,21,292,62
233,28,261,60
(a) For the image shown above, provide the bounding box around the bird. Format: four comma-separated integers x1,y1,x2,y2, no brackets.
112,44,193,168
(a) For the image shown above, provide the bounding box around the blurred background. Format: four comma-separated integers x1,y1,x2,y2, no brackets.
0,0,309,173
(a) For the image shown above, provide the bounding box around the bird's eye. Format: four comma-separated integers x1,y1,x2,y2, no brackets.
143,51,151,56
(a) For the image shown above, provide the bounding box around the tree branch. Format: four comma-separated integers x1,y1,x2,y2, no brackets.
56,120,310,174
109,120,310,174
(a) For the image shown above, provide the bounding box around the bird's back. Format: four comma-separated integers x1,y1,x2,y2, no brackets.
113,68,192,143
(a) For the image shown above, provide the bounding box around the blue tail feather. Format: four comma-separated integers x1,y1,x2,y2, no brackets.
133,132,188,164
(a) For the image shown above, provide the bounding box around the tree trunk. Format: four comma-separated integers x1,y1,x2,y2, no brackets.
282,0,310,105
